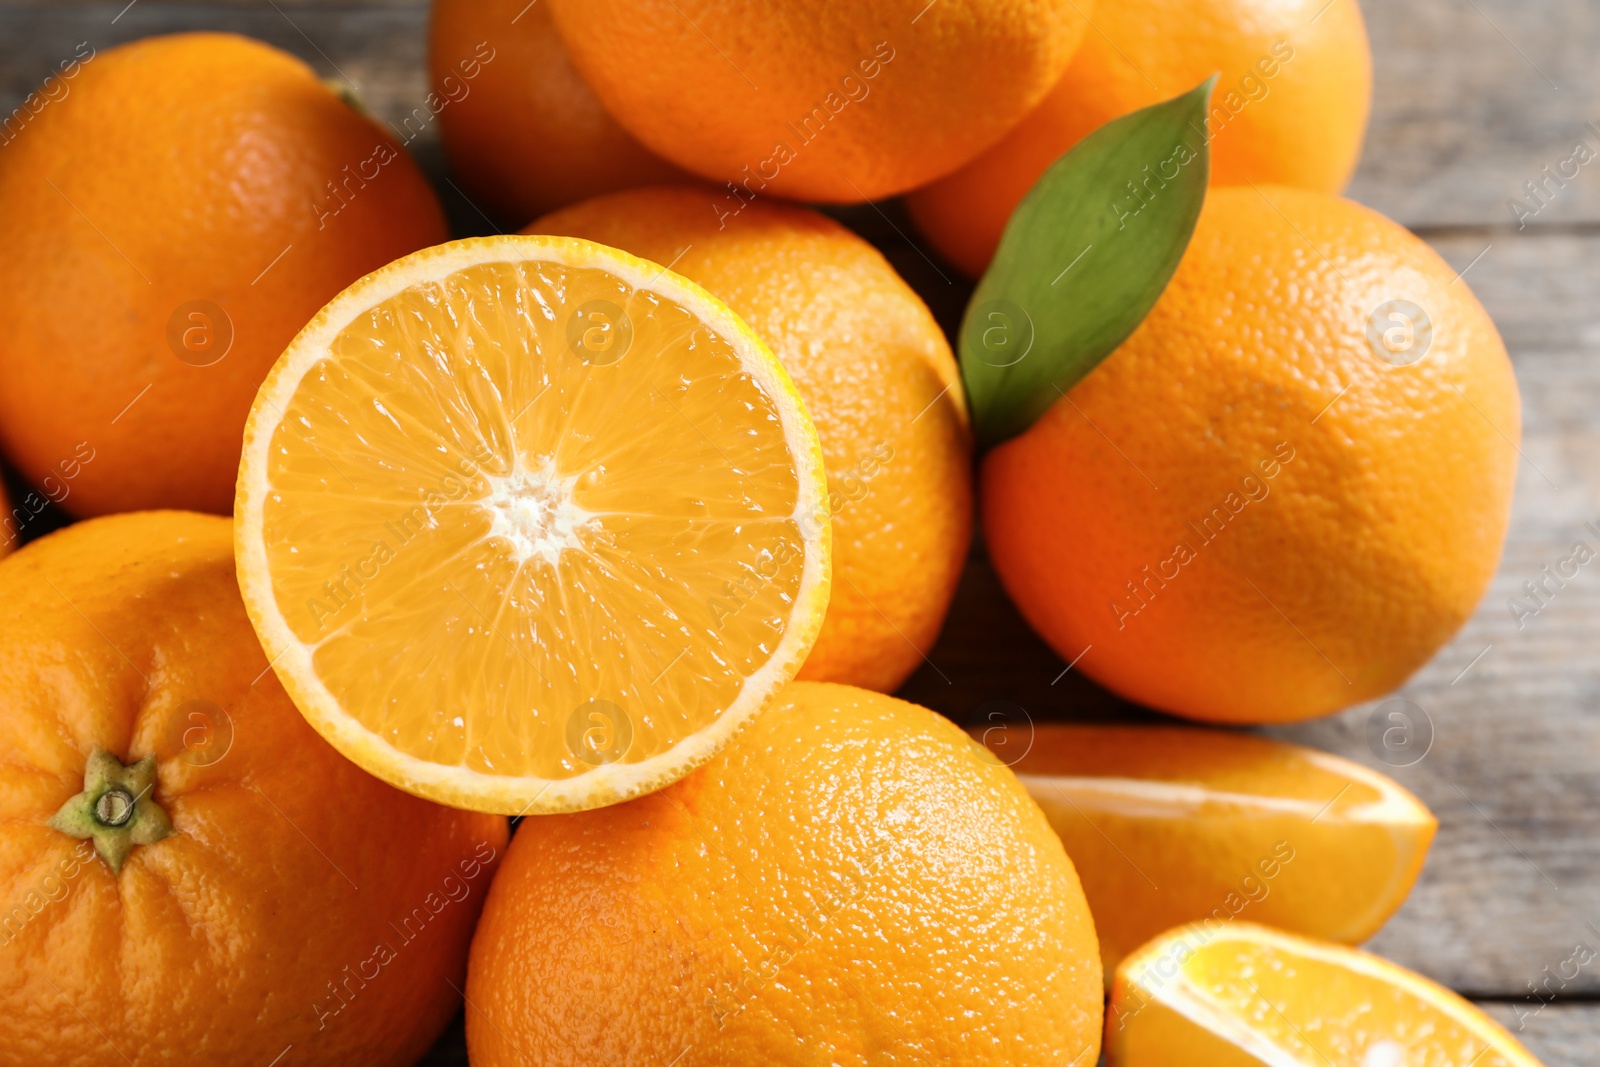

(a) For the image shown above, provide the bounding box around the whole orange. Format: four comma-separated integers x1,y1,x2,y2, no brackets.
0,511,508,1066
907,0,1372,276
534,185,971,692
466,681,1104,1066
0,33,447,517
546,0,1090,202
429,0,688,226
982,186,1519,723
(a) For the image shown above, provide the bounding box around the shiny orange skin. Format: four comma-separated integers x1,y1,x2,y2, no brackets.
983,187,1520,723
429,0,688,226
466,681,1103,1066
546,0,1090,202
533,186,972,692
0,33,447,517
0,512,508,1066
907,0,1372,277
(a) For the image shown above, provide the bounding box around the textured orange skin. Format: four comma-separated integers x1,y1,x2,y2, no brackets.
0,512,508,1066
466,681,1103,1066
907,0,1372,277
533,186,972,692
429,0,689,226
546,0,1090,202
982,187,1520,723
0,33,447,517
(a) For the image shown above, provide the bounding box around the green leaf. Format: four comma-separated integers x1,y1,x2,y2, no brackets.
960,77,1216,448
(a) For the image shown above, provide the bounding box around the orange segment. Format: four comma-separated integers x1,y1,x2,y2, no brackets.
1107,922,1544,1066
236,236,830,814
977,725,1436,975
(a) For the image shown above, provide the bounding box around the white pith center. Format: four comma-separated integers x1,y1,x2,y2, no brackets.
483,462,597,565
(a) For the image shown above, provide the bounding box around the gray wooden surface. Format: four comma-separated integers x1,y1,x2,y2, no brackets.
2,1,1596,1063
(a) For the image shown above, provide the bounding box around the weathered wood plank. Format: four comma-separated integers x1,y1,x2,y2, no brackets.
1347,0,1600,231
1480,1002,1600,1067
2,0,1597,1048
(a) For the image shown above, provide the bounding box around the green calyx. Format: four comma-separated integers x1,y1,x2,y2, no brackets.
322,77,369,117
48,749,174,874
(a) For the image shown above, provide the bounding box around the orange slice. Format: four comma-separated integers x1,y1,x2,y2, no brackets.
235,236,830,814
1107,922,1543,1066
975,724,1436,975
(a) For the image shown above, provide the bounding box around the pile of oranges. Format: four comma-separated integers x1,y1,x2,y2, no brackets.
0,1,1536,1065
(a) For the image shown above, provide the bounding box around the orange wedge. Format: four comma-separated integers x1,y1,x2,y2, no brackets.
1107,922,1544,1066
975,724,1436,975
235,236,830,814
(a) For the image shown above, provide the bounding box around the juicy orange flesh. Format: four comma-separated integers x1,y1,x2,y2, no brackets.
261,259,805,780
1015,728,1408,872
1008,726,1385,805
1162,938,1522,1066
1004,726,1433,965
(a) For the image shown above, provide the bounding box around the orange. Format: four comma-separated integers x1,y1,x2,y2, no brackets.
1107,922,1543,1065
907,0,1372,276
546,0,1091,202
235,235,830,814
978,723,1435,977
982,186,1520,723
429,0,688,226
534,185,971,692
466,681,1104,1066
0,511,508,1066
0,32,447,517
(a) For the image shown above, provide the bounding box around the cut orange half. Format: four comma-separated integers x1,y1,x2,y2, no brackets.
235,236,830,814
1107,922,1543,1066
974,724,1436,977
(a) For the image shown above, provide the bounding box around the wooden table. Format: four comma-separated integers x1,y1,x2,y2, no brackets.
3,1,1596,1062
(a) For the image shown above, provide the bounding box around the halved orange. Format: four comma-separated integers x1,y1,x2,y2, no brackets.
1107,922,1543,1066
235,236,830,814
975,724,1436,976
